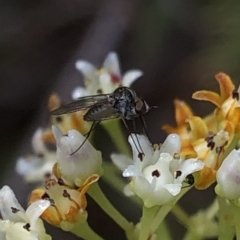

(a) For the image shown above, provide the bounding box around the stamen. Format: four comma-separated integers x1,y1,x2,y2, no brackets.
111,73,121,83
232,89,240,101
173,153,180,160
58,178,65,186
216,146,223,154
207,141,215,150
11,207,19,213
45,178,57,190
23,223,31,231
138,152,145,161
58,178,74,189
62,190,80,208
153,144,160,150
174,170,182,179
152,170,160,178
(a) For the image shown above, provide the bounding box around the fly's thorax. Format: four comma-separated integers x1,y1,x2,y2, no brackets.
113,87,137,101
112,87,137,119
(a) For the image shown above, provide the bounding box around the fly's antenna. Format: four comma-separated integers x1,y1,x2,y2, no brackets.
70,121,100,156
122,118,145,160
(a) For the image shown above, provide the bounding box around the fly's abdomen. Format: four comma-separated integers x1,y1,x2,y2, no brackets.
84,103,118,121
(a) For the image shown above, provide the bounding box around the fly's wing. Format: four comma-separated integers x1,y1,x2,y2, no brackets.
51,94,111,115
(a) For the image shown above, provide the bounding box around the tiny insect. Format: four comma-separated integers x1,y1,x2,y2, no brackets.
51,87,155,156
183,174,195,188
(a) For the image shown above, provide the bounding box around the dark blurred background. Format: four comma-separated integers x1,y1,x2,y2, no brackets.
0,0,240,239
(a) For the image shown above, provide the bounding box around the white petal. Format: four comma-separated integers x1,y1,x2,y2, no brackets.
32,129,45,155
0,186,24,222
177,159,204,182
111,153,132,171
131,176,151,201
123,165,140,177
55,128,102,183
15,157,41,176
103,52,121,77
123,184,135,197
25,200,51,230
52,125,63,145
75,60,97,82
99,72,115,93
71,87,89,100
0,230,5,240
163,183,182,196
160,134,181,156
122,70,143,87
128,134,153,169
216,149,240,200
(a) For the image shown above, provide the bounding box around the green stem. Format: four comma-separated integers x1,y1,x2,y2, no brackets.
101,119,131,156
155,220,172,240
71,221,103,240
217,196,235,240
151,186,191,234
151,205,173,234
171,204,190,229
182,232,200,240
139,206,159,240
230,201,240,240
88,182,132,232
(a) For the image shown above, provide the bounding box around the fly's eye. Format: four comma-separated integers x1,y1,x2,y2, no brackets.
135,99,149,115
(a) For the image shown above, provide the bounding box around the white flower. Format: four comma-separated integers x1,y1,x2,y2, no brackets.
112,134,204,208
16,129,56,182
52,125,102,186
0,186,51,240
72,52,143,99
215,149,240,202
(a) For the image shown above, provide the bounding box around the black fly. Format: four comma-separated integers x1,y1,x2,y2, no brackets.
51,87,154,157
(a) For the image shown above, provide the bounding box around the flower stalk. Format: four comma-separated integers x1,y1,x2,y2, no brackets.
217,196,235,240
139,205,159,240
230,202,240,240
88,182,132,233
71,221,104,240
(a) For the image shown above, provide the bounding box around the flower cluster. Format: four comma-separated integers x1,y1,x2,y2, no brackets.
112,134,204,208
163,73,239,189
4,53,240,239
0,186,51,240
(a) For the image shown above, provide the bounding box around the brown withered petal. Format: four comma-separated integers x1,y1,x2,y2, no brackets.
192,90,221,108
215,72,235,102
48,93,61,111
195,166,217,190
186,116,208,140
174,99,194,126
180,140,198,158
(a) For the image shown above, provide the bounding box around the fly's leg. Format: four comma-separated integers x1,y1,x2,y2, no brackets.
139,115,152,142
122,119,145,161
70,121,100,156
